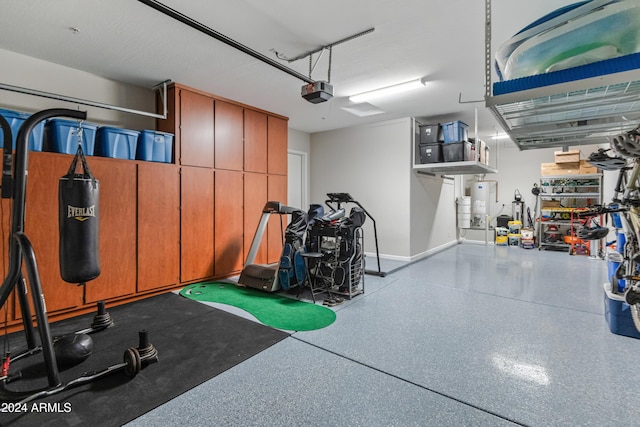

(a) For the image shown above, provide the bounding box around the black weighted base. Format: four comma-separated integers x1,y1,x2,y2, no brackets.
76,300,114,335
1,329,159,403
136,330,159,364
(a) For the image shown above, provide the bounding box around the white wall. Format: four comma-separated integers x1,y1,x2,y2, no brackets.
310,118,457,260
288,128,310,154
411,172,457,258
0,48,155,130
310,119,413,257
287,128,310,207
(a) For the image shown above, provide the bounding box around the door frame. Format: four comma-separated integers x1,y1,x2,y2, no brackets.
287,149,308,210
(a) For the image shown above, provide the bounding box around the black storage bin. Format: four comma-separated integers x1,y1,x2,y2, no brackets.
419,124,442,144
419,142,443,163
497,215,512,228
442,141,468,162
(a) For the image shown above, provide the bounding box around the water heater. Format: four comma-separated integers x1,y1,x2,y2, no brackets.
471,181,490,228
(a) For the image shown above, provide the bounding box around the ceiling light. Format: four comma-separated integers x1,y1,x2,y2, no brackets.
341,103,385,117
349,78,427,103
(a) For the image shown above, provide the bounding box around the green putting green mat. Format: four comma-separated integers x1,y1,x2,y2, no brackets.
180,282,336,331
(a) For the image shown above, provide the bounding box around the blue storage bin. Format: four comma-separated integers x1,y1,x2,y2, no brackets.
610,203,623,228
95,127,139,160
137,130,173,163
604,284,640,339
0,108,45,151
441,120,469,143
44,119,97,155
607,252,626,292
617,231,626,254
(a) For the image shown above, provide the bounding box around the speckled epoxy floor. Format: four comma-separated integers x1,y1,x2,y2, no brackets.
126,243,640,427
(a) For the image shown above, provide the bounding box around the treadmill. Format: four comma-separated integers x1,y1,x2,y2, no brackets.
238,201,300,292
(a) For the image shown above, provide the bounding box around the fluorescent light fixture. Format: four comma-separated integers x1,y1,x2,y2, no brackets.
349,78,427,103
491,133,510,140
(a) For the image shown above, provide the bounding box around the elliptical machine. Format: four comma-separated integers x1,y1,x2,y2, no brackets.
324,193,386,277
0,109,158,403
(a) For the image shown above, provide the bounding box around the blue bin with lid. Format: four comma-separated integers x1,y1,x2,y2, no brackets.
95,127,139,160
136,130,173,163
441,120,469,143
44,118,97,155
0,108,45,151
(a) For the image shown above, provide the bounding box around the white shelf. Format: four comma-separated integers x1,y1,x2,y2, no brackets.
413,160,497,175
540,193,601,198
540,173,601,179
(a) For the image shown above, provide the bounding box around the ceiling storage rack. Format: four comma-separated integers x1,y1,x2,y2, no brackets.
413,160,497,176
411,119,497,176
484,0,640,151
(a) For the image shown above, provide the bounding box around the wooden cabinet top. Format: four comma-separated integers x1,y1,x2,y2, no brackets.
168,82,289,121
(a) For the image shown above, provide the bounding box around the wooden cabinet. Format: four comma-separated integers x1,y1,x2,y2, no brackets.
137,162,180,291
85,157,137,303
244,173,268,264
3,82,290,332
268,116,288,175
244,109,268,173
180,89,214,168
267,174,288,264
214,100,244,171
181,166,214,282
214,170,244,276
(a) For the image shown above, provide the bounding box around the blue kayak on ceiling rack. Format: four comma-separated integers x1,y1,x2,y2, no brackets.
495,0,640,82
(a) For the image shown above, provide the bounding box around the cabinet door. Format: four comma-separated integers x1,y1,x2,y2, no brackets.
180,89,214,167
138,162,180,291
267,116,288,175
214,101,244,171
181,166,214,282
244,173,267,264
85,157,137,303
244,110,267,173
214,170,244,275
267,174,287,264
25,153,83,312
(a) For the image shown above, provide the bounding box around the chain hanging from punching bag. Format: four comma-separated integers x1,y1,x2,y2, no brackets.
58,122,100,284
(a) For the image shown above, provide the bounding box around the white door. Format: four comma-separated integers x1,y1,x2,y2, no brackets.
287,150,307,210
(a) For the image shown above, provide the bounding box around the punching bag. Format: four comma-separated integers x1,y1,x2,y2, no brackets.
58,144,100,284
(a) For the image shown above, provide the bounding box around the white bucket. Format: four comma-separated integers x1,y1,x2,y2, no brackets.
457,196,471,206
457,213,471,228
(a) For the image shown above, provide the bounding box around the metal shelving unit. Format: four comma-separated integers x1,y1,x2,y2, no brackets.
413,160,497,176
537,174,602,253
484,0,640,151
412,119,497,176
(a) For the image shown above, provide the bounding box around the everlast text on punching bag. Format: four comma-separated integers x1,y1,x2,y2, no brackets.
59,144,100,284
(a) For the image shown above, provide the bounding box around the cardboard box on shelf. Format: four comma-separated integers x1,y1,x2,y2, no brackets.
541,162,580,175
579,160,598,174
554,150,580,163
541,200,562,208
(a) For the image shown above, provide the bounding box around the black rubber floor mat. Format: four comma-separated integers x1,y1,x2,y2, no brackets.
0,292,290,426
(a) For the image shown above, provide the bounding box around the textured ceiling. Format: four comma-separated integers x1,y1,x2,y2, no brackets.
0,0,571,137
